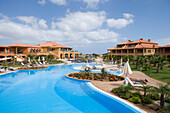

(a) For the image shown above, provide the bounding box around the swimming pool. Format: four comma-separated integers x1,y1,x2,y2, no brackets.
0,64,146,113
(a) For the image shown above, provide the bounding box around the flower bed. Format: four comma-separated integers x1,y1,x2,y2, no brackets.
67,72,124,81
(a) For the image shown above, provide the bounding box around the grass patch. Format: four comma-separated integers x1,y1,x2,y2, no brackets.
131,65,170,84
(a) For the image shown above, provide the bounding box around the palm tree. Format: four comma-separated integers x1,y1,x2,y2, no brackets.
103,54,109,61
101,68,109,80
45,55,48,62
128,55,135,64
151,54,157,67
154,84,170,108
112,55,117,63
155,55,163,73
27,55,33,62
123,56,128,62
48,55,54,62
141,85,152,97
11,56,16,66
135,55,141,69
160,55,168,70
143,56,150,71
35,56,39,61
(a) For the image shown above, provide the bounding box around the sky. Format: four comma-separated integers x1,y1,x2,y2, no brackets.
0,0,170,54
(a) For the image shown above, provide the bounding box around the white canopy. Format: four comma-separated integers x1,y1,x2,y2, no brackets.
28,57,31,63
38,57,41,62
42,56,45,61
86,60,89,67
121,61,132,85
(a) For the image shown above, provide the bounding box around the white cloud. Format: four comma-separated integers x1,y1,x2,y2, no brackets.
1,12,138,53
107,13,134,29
16,16,48,29
16,16,37,24
123,13,134,19
49,0,66,5
38,19,48,29
83,0,108,9
52,11,106,32
38,0,46,5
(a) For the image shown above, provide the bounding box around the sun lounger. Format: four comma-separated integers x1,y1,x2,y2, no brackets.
8,66,17,71
0,66,5,73
126,77,145,87
39,62,42,65
27,65,32,68
21,62,25,67
35,62,41,66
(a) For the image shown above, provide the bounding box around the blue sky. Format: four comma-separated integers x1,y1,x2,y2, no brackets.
0,0,170,54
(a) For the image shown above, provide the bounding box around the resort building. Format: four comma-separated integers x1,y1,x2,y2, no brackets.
155,45,170,60
107,38,169,60
0,42,79,61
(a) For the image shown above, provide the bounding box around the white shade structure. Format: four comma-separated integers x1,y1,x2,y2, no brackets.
121,61,133,85
86,60,89,67
28,57,31,63
38,57,41,62
42,57,45,61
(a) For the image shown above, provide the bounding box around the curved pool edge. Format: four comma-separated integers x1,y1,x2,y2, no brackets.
0,70,19,76
86,82,147,113
65,74,91,82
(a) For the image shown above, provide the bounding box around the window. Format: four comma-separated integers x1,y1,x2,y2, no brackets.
148,50,151,53
30,49,33,53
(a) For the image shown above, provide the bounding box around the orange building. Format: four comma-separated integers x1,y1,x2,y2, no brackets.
156,45,170,60
0,42,79,61
107,38,165,59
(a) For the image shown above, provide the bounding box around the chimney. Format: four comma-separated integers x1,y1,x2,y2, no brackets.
128,40,131,42
148,39,151,42
140,38,143,40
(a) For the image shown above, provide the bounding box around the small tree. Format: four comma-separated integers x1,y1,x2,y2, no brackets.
101,68,109,80
11,56,16,66
160,55,168,70
112,55,117,64
123,56,128,62
154,84,170,108
135,55,142,69
141,85,152,97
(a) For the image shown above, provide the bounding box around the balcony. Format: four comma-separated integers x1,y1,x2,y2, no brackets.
0,51,15,56
28,52,49,56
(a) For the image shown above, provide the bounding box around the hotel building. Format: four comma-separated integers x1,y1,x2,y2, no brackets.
107,38,170,60
0,42,79,61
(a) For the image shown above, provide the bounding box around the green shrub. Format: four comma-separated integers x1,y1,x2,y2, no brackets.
141,97,153,104
165,96,170,103
146,93,160,100
131,92,142,98
129,97,141,104
119,92,131,99
68,73,73,77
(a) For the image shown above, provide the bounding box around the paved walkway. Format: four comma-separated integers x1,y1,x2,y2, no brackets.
92,71,166,93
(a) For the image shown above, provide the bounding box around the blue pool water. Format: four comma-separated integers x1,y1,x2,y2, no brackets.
0,64,144,113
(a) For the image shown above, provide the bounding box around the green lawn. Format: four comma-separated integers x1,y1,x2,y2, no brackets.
131,65,170,84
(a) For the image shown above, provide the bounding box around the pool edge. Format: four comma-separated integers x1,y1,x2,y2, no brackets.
87,82,147,113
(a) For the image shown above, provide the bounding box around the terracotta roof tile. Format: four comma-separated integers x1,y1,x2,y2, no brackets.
117,39,157,45
135,44,159,48
108,44,159,50
7,43,40,48
39,42,71,49
159,45,170,48
0,45,7,47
